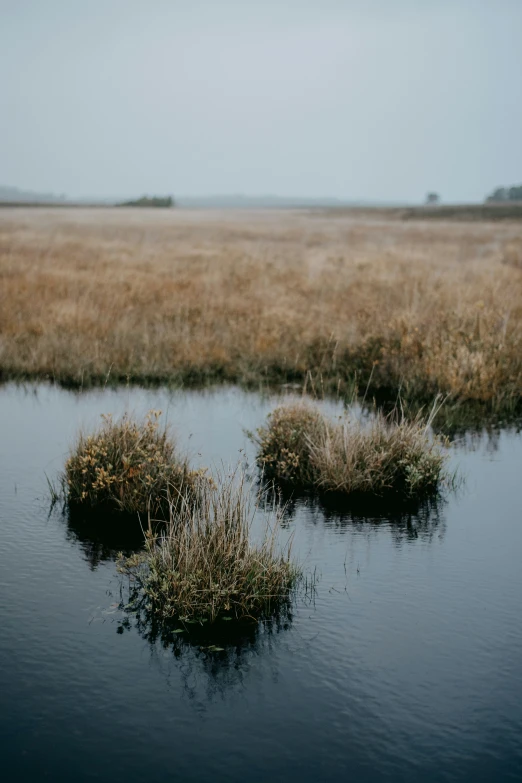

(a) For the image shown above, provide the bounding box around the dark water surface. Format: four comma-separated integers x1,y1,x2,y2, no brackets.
1,383,521,782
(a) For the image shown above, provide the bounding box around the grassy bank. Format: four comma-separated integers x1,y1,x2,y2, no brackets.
1,208,521,415
253,402,448,498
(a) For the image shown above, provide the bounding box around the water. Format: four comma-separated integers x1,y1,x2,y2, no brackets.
1,383,521,782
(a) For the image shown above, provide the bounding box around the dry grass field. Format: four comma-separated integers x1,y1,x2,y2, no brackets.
1,207,521,416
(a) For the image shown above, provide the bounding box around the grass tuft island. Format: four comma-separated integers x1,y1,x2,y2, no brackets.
64,411,201,516
253,402,448,498
119,469,300,624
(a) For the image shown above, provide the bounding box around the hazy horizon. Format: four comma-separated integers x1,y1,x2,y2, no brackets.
0,183,412,206
1,0,521,203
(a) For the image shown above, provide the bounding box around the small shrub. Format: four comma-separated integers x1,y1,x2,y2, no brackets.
118,468,300,623
254,402,448,498
64,410,202,515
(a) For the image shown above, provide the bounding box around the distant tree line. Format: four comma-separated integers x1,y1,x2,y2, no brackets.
486,184,522,203
118,195,175,208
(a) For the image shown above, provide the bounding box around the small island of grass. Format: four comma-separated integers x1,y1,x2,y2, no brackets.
253,402,448,499
64,410,201,516
119,469,300,624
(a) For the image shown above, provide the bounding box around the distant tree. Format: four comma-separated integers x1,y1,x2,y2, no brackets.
486,184,522,203
118,195,175,208
425,192,440,205
508,185,522,201
487,187,508,202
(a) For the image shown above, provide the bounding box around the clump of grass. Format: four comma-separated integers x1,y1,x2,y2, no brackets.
254,402,448,498
119,468,300,624
64,410,202,516
252,403,327,484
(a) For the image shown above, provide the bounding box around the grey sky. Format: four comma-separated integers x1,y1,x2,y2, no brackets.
1,0,521,203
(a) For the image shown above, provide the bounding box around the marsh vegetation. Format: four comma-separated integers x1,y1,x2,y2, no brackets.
0,209,521,420
64,410,202,516
119,468,300,624
63,411,299,624
253,402,448,498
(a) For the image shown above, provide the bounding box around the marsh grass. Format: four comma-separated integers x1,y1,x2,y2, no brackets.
502,240,522,270
118,468,300,624
1,209,521,418
254,402,448,498
64,410,203,516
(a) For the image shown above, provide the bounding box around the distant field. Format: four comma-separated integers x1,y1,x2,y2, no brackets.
320,202,522,222
401,202,522,221
2,201,522,220
0,207,521,415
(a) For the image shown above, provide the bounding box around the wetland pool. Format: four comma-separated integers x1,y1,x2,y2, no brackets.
0,383,521,782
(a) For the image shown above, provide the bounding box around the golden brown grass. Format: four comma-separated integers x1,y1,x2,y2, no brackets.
1,207,521,411
254,402,448,498
65,410,202,516
119,467,299,624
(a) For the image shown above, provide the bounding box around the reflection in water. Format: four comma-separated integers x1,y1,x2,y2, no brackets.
260,481,446,543
117,589,295,703
64,505,147,569
450,424,522,455
63,477,445,570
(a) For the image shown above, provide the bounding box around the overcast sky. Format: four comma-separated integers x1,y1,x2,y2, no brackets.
1,0,521,203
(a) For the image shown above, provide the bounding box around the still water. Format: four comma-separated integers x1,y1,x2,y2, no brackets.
0,383,521,782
